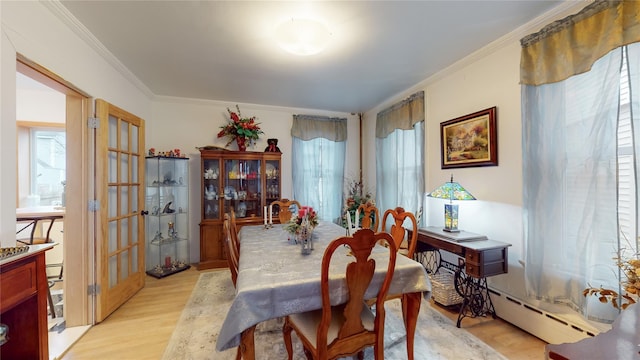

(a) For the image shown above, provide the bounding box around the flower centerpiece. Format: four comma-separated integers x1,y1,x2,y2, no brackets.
342,177,375,228
217,105,264,151
584,238,639,310
284,206,319,235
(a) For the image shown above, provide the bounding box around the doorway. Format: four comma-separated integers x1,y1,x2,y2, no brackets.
16,57,93,359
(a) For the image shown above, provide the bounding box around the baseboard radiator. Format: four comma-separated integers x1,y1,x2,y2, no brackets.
488,287,600,345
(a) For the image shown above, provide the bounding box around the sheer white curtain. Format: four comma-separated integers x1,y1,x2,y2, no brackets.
522,47,627,322
375,92,425,227
521,1,640,322
291,115,346,223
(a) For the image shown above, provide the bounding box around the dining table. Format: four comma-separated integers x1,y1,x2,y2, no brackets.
216,221,431,359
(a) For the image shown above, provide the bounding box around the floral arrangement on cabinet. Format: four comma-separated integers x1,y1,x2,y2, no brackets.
584,236,639,310
342,177,375,228
217,105,263,151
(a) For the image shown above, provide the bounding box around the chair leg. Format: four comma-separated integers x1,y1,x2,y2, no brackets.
282,317,294,360
47,281,56,319
235,346,241,360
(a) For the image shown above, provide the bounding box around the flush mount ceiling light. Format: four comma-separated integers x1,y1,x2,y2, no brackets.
275,18,331,56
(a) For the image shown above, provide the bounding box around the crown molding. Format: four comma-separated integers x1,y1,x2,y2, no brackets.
421,1,588,87
43,0,154,99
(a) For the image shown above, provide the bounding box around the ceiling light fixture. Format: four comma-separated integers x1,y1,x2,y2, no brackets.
275,18,331,56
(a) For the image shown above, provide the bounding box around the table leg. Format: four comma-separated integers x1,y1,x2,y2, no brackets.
401,292,422,360
239,325,256,360
455,276,495,328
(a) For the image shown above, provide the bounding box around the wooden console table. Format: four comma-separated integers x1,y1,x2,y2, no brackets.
414,226,511,327
546,304,640,360
1,244,53,360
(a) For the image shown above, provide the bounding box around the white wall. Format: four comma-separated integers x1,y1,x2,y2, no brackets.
150,98,358,262
0,1,152,246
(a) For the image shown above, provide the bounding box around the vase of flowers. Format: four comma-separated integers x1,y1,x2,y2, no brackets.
284,206,318,241
217,105,263,151
342,178,375,228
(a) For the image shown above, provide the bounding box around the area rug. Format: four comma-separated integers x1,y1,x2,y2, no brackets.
162,271,507,360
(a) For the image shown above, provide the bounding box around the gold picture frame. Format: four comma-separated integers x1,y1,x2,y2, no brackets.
440,107,497,169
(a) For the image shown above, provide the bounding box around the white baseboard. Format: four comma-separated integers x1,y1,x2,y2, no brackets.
488,287,610,345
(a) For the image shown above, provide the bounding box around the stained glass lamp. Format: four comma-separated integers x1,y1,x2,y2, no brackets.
427,175,476,233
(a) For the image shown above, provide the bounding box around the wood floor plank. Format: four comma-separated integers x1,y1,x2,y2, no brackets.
62,267,547,359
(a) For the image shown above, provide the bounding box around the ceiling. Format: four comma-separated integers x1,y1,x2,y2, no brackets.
58,1,567,113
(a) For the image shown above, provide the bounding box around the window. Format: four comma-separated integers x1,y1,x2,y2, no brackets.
17,124,65,207
375,91,425,225
291,115,347,223
31,129,66,206
522,45,640,321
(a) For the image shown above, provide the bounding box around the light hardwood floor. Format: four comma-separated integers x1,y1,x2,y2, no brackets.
62,266,547,359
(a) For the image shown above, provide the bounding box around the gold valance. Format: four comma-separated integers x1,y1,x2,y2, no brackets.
291,115,347,142
520,0,640,86
376,91,424,139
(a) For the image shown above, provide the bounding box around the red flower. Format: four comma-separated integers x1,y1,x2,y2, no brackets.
217,105,264,148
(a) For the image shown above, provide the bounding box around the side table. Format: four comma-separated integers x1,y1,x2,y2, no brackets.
414,226,511,327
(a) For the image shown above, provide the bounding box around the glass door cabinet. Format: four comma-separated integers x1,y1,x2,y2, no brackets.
198,149,281,269
144,156,190,278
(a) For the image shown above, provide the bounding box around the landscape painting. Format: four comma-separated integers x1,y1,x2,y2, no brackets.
441,107,497,169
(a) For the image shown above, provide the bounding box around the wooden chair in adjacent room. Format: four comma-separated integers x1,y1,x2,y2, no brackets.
16,216,59,246
270,199,302,223
357,203,380,232
282,229,397,360
16,216,63,318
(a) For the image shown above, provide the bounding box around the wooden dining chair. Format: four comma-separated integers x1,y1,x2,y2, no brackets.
382,207,418,259
223,213,242,360
282,229,397,360
223,214,239,286
229,208,240,255
270,199,302,223
357,203,380,232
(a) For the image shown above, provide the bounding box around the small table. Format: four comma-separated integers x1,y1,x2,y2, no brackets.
16,206,65,245
414,226,511,327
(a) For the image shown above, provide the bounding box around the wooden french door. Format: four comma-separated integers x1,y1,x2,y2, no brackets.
94,99,146,322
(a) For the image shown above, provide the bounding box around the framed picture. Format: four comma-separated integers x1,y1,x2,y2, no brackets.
440,106,497,169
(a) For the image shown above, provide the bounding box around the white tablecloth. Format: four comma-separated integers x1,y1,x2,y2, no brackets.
216,221,431,351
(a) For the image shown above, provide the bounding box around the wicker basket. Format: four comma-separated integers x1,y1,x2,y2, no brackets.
430,270,463,306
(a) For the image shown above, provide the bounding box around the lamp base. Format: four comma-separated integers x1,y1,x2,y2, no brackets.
442,228,461,233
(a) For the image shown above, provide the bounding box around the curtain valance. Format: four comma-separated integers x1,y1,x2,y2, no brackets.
291,115,347,142
520,0,640,86
376,91,424,139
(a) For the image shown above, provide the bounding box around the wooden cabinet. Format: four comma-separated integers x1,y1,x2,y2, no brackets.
198,149,281,270
1,245,52,360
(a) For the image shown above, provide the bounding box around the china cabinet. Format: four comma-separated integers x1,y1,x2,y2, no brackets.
198,149,281,270
144,156,190,278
